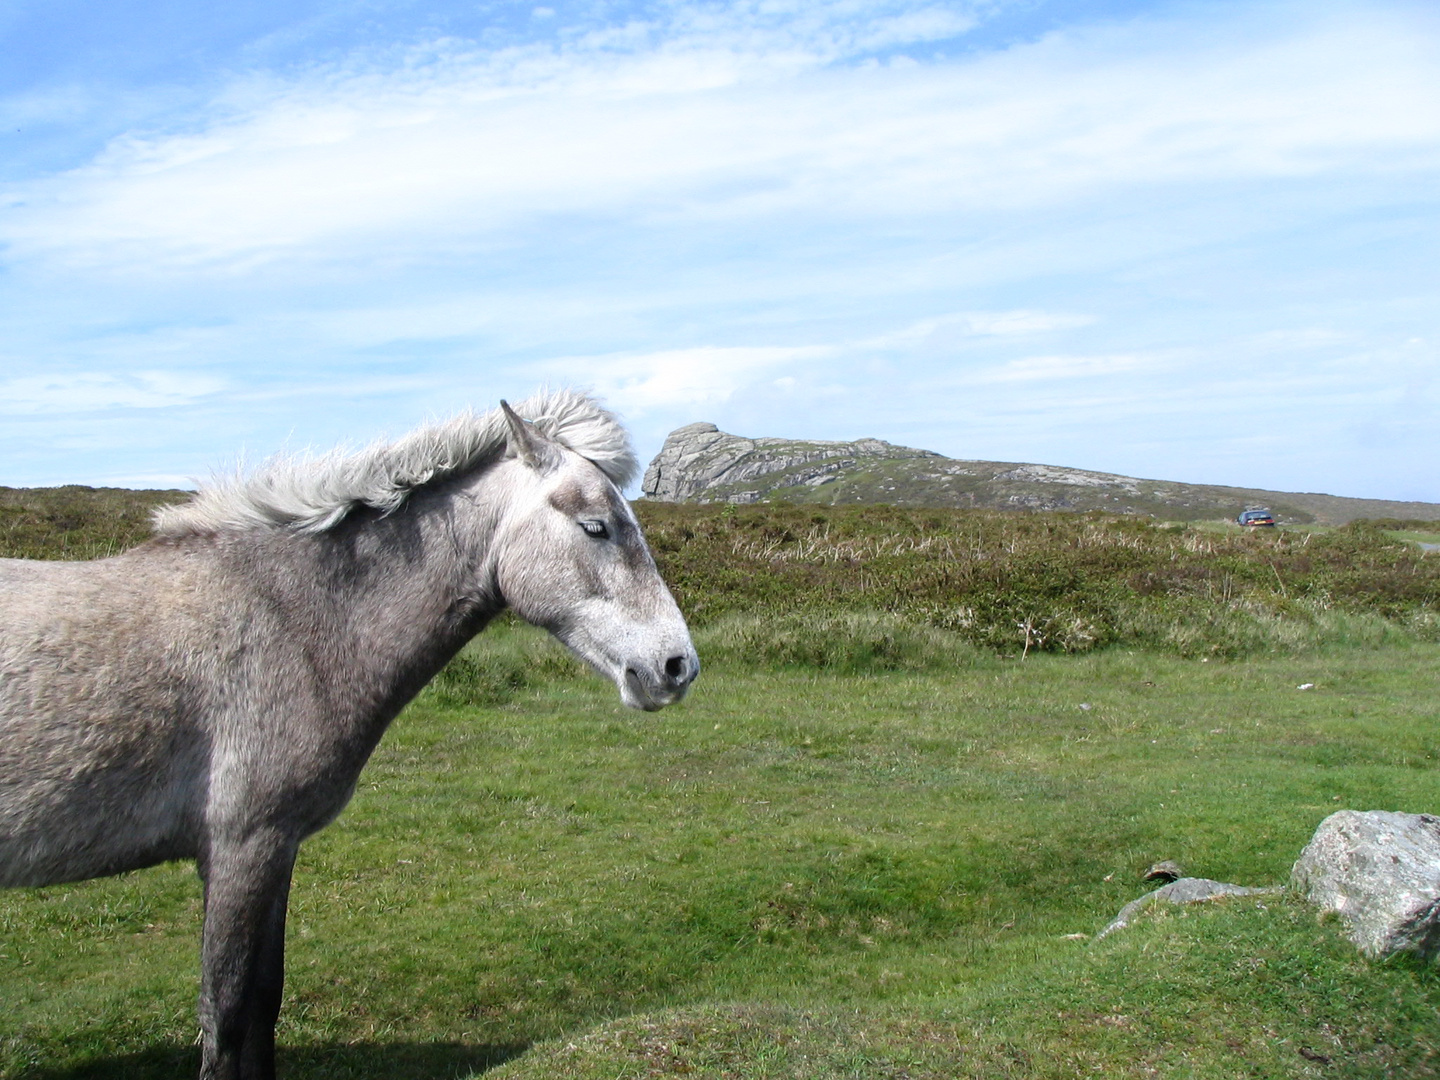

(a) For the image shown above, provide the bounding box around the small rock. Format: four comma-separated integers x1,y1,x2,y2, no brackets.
1143,860,1183,883
1298,683,1315,690
1291,810,1440,960
1097,878,1278,939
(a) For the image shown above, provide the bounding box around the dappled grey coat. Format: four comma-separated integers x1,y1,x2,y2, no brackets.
0,390,697,1080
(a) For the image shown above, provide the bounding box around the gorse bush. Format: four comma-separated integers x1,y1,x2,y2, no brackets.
426,611,980,708
418,610,981,709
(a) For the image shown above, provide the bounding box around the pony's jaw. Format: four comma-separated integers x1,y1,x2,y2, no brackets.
556,617,699,711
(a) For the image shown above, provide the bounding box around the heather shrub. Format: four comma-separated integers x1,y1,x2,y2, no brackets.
7,487,1436,660
637,503,1440,657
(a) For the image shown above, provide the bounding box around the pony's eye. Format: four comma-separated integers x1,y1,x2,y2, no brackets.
579,519,609,539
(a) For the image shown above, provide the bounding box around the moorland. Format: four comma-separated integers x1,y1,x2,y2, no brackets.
2,486,1437,1078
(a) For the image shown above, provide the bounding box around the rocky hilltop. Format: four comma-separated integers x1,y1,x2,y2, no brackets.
640,423,1440,525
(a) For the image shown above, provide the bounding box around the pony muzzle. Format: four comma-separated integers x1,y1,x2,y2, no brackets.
620,650,699,711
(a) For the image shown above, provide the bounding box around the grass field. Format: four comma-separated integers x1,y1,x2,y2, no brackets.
3,622,1437,1079
1389,530,1440,549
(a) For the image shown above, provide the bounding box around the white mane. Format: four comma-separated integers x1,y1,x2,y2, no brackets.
153,390,638,537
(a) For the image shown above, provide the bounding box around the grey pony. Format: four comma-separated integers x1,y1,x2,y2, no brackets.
0,390,698,1080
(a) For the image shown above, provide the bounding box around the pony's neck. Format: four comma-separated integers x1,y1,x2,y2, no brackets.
268,475,507,727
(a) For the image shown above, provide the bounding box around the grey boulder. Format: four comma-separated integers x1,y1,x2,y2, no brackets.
1097,877,1277,939
1291,810,1440,961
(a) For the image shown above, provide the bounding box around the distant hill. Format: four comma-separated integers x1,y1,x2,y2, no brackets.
640,423,1440,526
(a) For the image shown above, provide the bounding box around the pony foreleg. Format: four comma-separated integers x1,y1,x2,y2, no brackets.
238,869,293,1079
196,832,299,1080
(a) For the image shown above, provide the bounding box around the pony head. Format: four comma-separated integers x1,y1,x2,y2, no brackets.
490,401,698,710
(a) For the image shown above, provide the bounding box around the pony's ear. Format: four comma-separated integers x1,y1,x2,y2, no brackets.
500,400,564,474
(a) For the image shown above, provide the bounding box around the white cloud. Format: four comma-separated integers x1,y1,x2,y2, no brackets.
0,370,229,414
0,84,98,129
1,2,1434,273
969,351,1163,384
862,310,1096,349
1,1,1436,501
532,343,833,413
961,311,1096,336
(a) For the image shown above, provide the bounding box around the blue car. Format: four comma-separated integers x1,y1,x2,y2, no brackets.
1237,507,1276,527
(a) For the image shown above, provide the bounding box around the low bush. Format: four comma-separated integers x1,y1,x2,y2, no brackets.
5,486,1437,660
0,485,187,560
637,503,1440,657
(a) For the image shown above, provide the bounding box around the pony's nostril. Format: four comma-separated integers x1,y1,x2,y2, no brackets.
665,654,690,684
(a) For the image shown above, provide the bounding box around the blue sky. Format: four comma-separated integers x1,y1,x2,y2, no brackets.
2,0,1437,501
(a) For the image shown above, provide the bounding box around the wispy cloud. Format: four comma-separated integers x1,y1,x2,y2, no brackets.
0,370,228,414
0,1,1435,500
862,310,1097,350
528,311,1096,415
2,3,1434,273
533,344,834,412
969,351,1163,384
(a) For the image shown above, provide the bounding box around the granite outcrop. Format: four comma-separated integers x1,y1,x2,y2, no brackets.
640,423,1440,525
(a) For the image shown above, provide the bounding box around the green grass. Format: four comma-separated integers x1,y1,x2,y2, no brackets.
1389,530,1440,548
4,627,1437,1078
